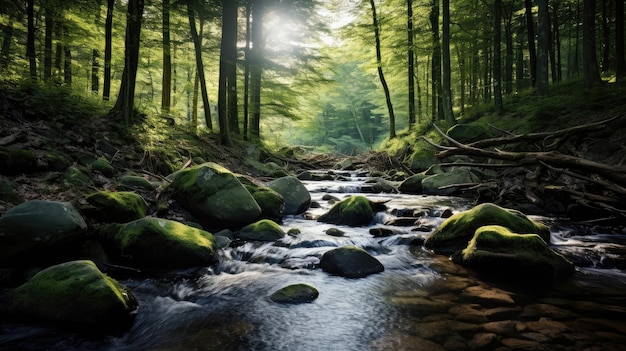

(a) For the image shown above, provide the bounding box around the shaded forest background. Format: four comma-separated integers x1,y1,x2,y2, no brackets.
0,0,624,154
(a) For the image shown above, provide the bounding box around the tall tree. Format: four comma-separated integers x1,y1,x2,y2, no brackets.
44,6,54,81
161,0,172,114
63,24,72,86
103,0,114,100
441,0,454,123
494,0,504,113
112,0,145,125
369,0,395,139
218,0,237,146
26,0,36,81
616,0,625,81
536,0,550,95
430,0,441,121
249,0,264,139
407,0,416,129
243,0,252,140
187,0,212,129
583,0,602,89
524,0,537,87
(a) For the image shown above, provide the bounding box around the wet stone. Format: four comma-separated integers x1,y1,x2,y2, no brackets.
469,332,498,349
414,320,480,340
500,338,544,350
521,303,579,320
460,285,517,307
449,304,488,324
482,306,523,321
525,318,571,338
520,332,552,343
481,320,526,337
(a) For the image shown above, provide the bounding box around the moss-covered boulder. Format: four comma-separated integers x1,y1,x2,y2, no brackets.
91,156,115,177
421,168,482,196
398,173,428,194
317,195,374,226
451,225,574,282
238,219,285,241
119,175,156,191
242,182,285,219
7,260,137,331
408,148,438,172
167,162,261,225
85,191,147,222
267,176,311,215
244,158,289,178
0,200,87,262
102,217,218,269
446,123,494,143
270,283,319,304
63,166,92,187
0,147,37,175
424,203,550,254
319,246,384,278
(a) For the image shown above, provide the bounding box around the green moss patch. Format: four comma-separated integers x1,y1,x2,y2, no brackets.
270,283,319,304
86,191,147,222
239,219,285,241
317,195,374,226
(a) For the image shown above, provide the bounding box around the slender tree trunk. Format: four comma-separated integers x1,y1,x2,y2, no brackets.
516,16,525,92
92,49,100,92
192,72,199,130
430,0,441,122
524,0,537,87
407,0,416,129
187,0,212,129
553,2,562,82
218,0,237,146
26,0,36,81
369,0,396,139
494,0,503,113
54,22,62,80
112,0,145,125
103,0,114,100
44,8,54,82
63,25,72,87
243,1,251,140
441,0,454,124
536,0,550,95
583,0,603,89
161,0,171,114
503,3,513,95
249,0,264,140
601,0,610,72
574,0,581,76
1,16,14,69
616,0,625,81
456,45,466,116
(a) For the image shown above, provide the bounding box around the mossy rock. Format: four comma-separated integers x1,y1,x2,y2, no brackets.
0,147,37,175
91,156,115,177
119,175,156,191
102,217,218,269
85,191,148,222
43,150,72,172
238,219,285,241
451,225,574,282
267,176,311,215
424,203,550,254
0,177,23,205
9,260,137,331
166,162,261,225
317,195,374,227
446,123,494,143
398,173,428,194
0,200,87,262
63,166,92,186
319,246,384,278
244,184,285,219
408,148,438,172
244,158,289,177
421,169,482,196
270,283,319,304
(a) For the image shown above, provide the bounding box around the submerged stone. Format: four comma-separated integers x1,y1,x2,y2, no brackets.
320,245,384,278
8,260,137,331
270,283,319,304
238,219,285,241
452,225,574,282
424,203,550,254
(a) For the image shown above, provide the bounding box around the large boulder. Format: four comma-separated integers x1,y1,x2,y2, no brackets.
451,225,574,282
446,123,494,143
398,173,428,194
85,190,147,222
238,176,285,219
421,168,482,196
6,260,137,331
317,195,374,226
238,219,285,241
319,246,384,278
267,176,311,215
270,283,319,304
424,203,550,254
101,217,218,269
0,200,87,262
167,162,261,225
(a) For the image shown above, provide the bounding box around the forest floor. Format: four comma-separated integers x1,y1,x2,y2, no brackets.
1,79,626,222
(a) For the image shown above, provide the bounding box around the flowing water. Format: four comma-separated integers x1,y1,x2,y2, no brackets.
2,172,626,350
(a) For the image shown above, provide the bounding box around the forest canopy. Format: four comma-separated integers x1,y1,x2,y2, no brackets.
0,0,624,154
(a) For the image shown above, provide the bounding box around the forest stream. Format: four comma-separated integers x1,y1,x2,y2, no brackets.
1,171,626,351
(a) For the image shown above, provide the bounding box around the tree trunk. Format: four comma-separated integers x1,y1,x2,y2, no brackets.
494,0,503,113
112,0,144,126
601,0,610,72
187,0,212,129
536,0,550,95
552,2,562,82
243,1,251,140
583,0,602,89
161,0,171,114
249,0,265,140
225,0,239,136
524,0,537,87
63,25,72,87
441,0,454,124
92,49,100,93
44,8,54,82
503,3,513,95
1,15,14,69
26,0,36,81
430,0,441,122
407,0,416,129
218,0,236,146
369,0,396,139
615,0,625,81
573,0,581,77
103,0,114,100
516,16,525,92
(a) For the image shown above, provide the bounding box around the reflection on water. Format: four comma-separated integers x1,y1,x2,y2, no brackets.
2,175,626,350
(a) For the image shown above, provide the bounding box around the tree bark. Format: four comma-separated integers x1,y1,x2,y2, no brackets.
524,0,537,87
369,0,396,139
218,0,236,146
249,0,264,140
44,8,54,82
63,25,72,87
583,0,603,89
407,0,416,129
441,0,454,123
493,0,504,113
0,15,14,69
243,1,251,140
103,0,114,100
26,0,36,81
187,0,212,129
161,0,172,114
615,0,625,81
430,0,441,121
536,0,550,95
601,0,610,72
